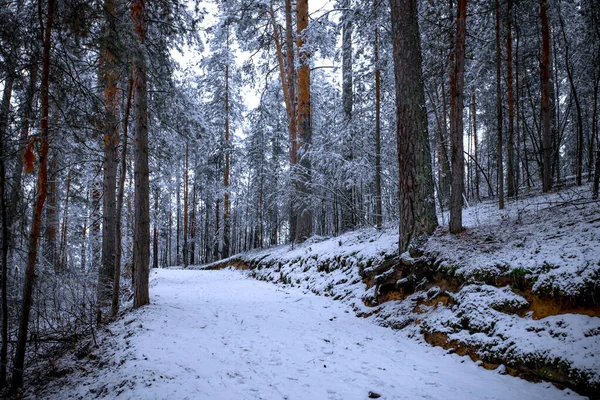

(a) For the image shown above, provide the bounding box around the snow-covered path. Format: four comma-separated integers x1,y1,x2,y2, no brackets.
42,269,581,399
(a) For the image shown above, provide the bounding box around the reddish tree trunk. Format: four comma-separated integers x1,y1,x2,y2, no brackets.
99,0,120,322
295,0,312,242
12,0,55,391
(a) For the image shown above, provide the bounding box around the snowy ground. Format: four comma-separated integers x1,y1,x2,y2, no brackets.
431,185,600,299
32,269,582,399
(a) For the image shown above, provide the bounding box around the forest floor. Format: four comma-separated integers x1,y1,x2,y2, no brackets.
26,269,581,400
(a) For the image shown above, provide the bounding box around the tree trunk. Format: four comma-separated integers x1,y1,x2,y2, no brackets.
374,18,383,231
516,23,531,188
8,61,37,233
168,194,172,265
341,0,355,232
112,76,133,317
11,0,55,391
184,144,189,266
0,62,14,391
153,187,159,269
593,46,600,198
99,0,120,322
495,0,505,209
472,87,480,201
558,12,584,186
223,32,231,258
204,195,210,262
214,199,220,260
449,0,466,234
176,169,181,264
81,217,87,270
438,68,452,207
295,0,312,243
269,0,299,243
59,169,71,270
46,152,58,267
389,0,438,251
506,0,517,197
190,182,196,264
131,0,150,308
540,0,553,192
551,38,560,183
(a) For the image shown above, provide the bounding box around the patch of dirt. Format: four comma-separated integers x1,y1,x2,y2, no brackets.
376,286,409,303
517,290,600,319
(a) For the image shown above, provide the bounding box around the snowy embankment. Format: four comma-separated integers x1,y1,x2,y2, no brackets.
201,185,600,398
30,269,582,399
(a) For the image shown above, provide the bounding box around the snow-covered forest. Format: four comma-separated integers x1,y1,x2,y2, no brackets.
0,0,599,397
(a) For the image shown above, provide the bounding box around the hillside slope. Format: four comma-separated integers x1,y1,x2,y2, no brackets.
200,185,600,398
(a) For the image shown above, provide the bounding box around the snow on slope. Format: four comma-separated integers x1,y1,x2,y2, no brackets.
30,269,582,399
201,184,600,395
431,185,600,299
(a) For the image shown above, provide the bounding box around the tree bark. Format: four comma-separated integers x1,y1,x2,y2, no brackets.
439,66,452,206
131,0,150,308
184,145,189,266
593,45,600,198
153,187,159,269
214,198,220,260
112,76,132,317
295,0,312,242
495,0,505,209
389,0,438,251
190,182,196,264
176,169,181,264
449,0,466,234
59,169,72,270
341,0,355,232
269,0,299,243
0,61,14,391
506,0,517,197
8,61,37,232
11,0,55,391
99,0,120,322
558,12,584,186
592,78,600,199
46,153,58,267
540,0,553,192
223,30,231,258
472,87,480,201
374,16,383,231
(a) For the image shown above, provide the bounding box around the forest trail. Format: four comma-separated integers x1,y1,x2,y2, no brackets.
37,269,581,399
